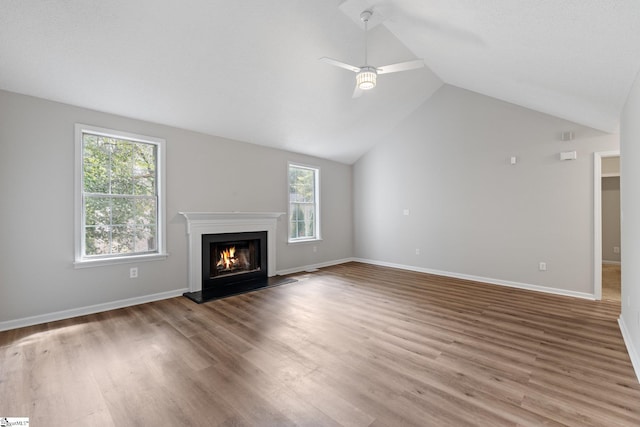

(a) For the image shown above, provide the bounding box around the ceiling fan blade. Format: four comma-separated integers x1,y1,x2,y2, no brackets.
376,59,425,75
352,85,363,98
320,57,361,73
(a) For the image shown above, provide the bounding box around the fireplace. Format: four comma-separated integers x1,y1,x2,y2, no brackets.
202,231,267,294
179,212,291,303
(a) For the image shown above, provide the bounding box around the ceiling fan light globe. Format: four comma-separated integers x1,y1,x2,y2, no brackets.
356,70,377,90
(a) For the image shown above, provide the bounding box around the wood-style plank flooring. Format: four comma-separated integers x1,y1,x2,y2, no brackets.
1,262,639,426
603,263,622,302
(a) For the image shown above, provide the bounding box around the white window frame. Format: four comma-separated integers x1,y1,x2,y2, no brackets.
74,124,167,268
288,162,321,243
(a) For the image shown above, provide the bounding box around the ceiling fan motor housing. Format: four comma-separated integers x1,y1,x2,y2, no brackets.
356,66,377,90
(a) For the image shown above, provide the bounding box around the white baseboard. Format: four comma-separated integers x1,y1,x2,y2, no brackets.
1,258,597,332
619,316,640,384
352,258,595,300
0,288,188,332
603,260,622,265
276,257,355,276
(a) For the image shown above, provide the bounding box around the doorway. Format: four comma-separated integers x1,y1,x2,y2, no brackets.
593,151,621,301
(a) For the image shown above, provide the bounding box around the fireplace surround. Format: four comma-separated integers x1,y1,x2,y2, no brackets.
179,212,287,302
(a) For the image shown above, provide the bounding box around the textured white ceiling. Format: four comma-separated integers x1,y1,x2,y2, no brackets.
1,1,638,163
372,0,640,134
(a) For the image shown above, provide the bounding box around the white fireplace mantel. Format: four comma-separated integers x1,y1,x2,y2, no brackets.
179,211,285,293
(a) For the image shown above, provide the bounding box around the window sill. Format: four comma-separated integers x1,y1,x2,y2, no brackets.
287,238,323,245
73,253,169,269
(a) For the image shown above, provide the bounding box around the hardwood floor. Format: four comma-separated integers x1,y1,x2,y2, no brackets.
1,262,639,426
602,263,622,302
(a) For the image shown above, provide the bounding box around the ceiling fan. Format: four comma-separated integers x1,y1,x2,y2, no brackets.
320,10,425,98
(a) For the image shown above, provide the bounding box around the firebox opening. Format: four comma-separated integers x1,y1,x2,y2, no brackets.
211,240,260,278
200,231,268,293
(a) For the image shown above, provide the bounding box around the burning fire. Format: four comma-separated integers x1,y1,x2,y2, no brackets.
217,246,238,270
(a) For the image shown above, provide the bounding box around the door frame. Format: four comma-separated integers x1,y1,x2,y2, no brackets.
593,150,620,300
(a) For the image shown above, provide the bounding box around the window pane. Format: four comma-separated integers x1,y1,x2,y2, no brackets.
303,187,313,203
303,205,315,236
111,225,134,254
134,225,156,252
133,143,156,195
133,175,154,196
85,226,110,256
112,197,134,226
134,198,157,225
85,197,111,226
83,136,110,193
110,140,134,195
294,221,303,239
288,167,299,187
295,204,304,225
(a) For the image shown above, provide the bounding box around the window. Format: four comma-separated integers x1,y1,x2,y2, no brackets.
288,163,320,242
74,124,166,266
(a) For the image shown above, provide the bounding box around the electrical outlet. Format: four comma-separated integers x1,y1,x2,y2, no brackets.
313,246,317,253
403,209,410,216
539,262,547,271
614,246,620,254
130,267,138,279
415,248,420,255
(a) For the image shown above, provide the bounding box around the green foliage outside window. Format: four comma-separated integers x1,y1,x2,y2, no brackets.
82,133,158,257
289,165,318,240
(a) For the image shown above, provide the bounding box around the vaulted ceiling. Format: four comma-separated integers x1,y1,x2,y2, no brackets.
1,0,639,164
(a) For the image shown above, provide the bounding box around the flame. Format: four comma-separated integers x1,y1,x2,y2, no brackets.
216,246,237,270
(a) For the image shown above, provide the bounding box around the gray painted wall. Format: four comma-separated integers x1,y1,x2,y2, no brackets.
620,69,640,378
602,176,621,263
0,90,353,324
353,85,619,296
